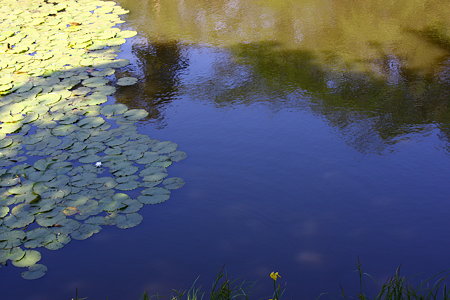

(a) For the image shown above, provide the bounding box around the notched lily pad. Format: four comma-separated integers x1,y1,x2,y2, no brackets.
116,77,138,86
71,224,101,240
21,264,47,280
12,250,41,267
115,213,142,229
123,109,148,120
162,177,185,190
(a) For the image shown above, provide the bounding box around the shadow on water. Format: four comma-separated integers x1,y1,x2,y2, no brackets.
115,0,450,154
163,40,448,154
408,24,450,53
114,40,189,127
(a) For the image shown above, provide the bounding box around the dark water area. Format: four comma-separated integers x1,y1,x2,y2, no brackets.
3,0,450,299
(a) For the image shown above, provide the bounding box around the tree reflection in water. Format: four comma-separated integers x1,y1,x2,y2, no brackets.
115,0,450,153
115,40,189,128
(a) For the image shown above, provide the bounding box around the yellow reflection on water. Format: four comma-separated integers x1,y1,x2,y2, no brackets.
119,0,450,76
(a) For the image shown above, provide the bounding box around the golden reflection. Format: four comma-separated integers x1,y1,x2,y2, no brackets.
116,0,450,153
119,0,450,77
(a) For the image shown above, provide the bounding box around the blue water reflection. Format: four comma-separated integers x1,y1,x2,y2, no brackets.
3,2,450,300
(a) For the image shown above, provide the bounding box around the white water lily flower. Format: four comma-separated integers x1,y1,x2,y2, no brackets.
95,162,102,167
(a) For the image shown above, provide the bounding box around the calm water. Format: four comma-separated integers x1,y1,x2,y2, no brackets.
3,0,450,299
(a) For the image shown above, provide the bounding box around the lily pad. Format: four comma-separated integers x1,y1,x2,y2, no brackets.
51,124,77,136
115,213,142,229
12,250,41,267
116,77,138,86
139,187,170,204
71,224,101,240
162,177,185,190
21,264,47,280
100,103,128,116
123,109,148,121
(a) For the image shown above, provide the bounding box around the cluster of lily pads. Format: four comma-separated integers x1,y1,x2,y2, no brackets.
0,0,186,280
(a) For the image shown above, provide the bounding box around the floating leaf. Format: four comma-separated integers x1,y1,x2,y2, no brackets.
115,213,142,229
116,77,138,86
116,30,137,39
169,151,188,162
136,152,159,164
12,250,41,267
71,224,101,240
152,141,178,154
0,122,22,134
162,177,185,190
51,124,77,136
0,207,9,218
115,180,138,191
21,264,47,280
82,77,109,87
45,233,70,250
143,173,168,182
123,109,148,120
139,187,170,204
100,103,128,116
77,116,105,128
78,154,102,164
0,247,25,263
0,138,13,149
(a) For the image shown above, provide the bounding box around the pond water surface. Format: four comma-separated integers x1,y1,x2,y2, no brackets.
3,0,450,299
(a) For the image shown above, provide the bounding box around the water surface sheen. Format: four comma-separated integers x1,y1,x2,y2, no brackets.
4,0,450,299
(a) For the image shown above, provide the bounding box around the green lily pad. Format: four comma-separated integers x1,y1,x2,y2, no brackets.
117,77,138,86
71,224,101,240
77,116,105,128
152,141,178,154
4,214,34,228
12,250,41,267
0,122,22,134
78,154,102,164
135,152,159,164
143,173,168,182
0,138,13,149
169,151,188,162
115,181,139,191
44,233,70,250
94,85,116,95
123,109,148,121
0,247,25,263
0,207,9,218
112,165,139,177
21,264,47,280
116,30,137,39
51,124,77,136
100,104,128,117
84,92,108,105
90,68,115,77
115,213,142,229
82,77,109,87
139,187,170,204
162,177,185,190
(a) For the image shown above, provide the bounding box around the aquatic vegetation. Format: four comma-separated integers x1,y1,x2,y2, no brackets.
269,272,283,300
0,0,186,279
143,269,251,300
70,267,450,300
117,76,139,86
